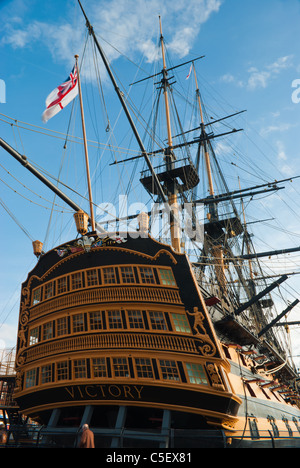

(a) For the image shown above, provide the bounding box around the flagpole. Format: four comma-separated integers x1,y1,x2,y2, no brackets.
75,54,96,232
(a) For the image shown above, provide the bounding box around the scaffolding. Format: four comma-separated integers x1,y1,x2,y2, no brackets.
0,348,16,377
0,348,18,431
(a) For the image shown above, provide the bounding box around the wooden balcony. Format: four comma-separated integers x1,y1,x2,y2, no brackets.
25,331,199,363
30,285,183,319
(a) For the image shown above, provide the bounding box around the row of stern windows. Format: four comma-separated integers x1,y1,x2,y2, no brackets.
23,357,209,390
29,310,192,346
31,266,177,306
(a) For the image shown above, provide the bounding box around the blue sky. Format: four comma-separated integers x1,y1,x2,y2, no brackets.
1,0,300,366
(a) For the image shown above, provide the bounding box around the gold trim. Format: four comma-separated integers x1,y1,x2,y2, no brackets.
36,246,178,283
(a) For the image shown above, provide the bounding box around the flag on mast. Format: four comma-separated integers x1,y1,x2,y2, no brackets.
186,64,193,80
42,65,78,123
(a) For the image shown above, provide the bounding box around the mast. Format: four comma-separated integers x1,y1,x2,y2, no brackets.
193,63,227,295
193,63,215,197
0,138,86,215
159,16,173,150
77,0,168,207
78,0,183,251
78,0,188,251
75,55,95,232
159,16,181,252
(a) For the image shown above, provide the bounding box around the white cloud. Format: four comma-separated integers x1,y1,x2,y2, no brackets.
274,140,295,176
260,122,295,136
1,0,223,73
220,73,235,83
247,55,294,90
267,55,293,73
247,69,270,90
276,140,287,161
0,323,18,350
214,141,232,156
220,55,294,91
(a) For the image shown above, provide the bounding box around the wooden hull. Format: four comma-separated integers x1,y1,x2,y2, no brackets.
13,235,241,446
12,234,300,447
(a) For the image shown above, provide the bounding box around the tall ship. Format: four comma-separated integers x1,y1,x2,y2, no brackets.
1,0,300,448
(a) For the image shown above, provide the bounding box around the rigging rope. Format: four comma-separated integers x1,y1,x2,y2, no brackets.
0,196,34,241
0,113,140,156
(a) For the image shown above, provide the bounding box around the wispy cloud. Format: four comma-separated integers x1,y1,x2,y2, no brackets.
275,140,294,176
276,140,288,161
220,55,294,91
260,122,296,136
247,55,294,90
1,0,223,72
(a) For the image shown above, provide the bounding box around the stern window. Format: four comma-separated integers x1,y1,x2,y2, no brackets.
89,311,103,330
57,317,68,336
57,277,67,294
127,310,145,329
41,364,52,384
171,313,191,333
186,363,208,385
42,322,53,341
92,358,107,378
29,327,39,346
71,272,83,290
149,311,167,330
112,358,129,377
159,359,180,381
44,282,54,299
25,369,36,388
57,361,69,381
158,268,176,286
120,266,135,283
103,267,116,284
135,358,154,379
32,287,42,305
72,313,85,333
107,310,123,329
74,359,87,379
139,267,155,284
86,269,99,286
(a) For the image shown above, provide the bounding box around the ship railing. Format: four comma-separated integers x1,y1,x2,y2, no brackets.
25,331,199,363
2,424,227,448
2,423,300,448
30,285,183,319
140,157,196,179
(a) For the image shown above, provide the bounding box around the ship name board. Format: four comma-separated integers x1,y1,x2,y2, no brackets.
64,384,144,401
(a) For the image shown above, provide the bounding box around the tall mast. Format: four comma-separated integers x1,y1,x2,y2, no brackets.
193,62,227,296
193,63,215,197
77,0,168,207
75,54,96,232
77,0,188,250
159,16,173,150
159,17,181,252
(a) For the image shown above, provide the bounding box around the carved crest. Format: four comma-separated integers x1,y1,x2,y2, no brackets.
187,307,216,357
